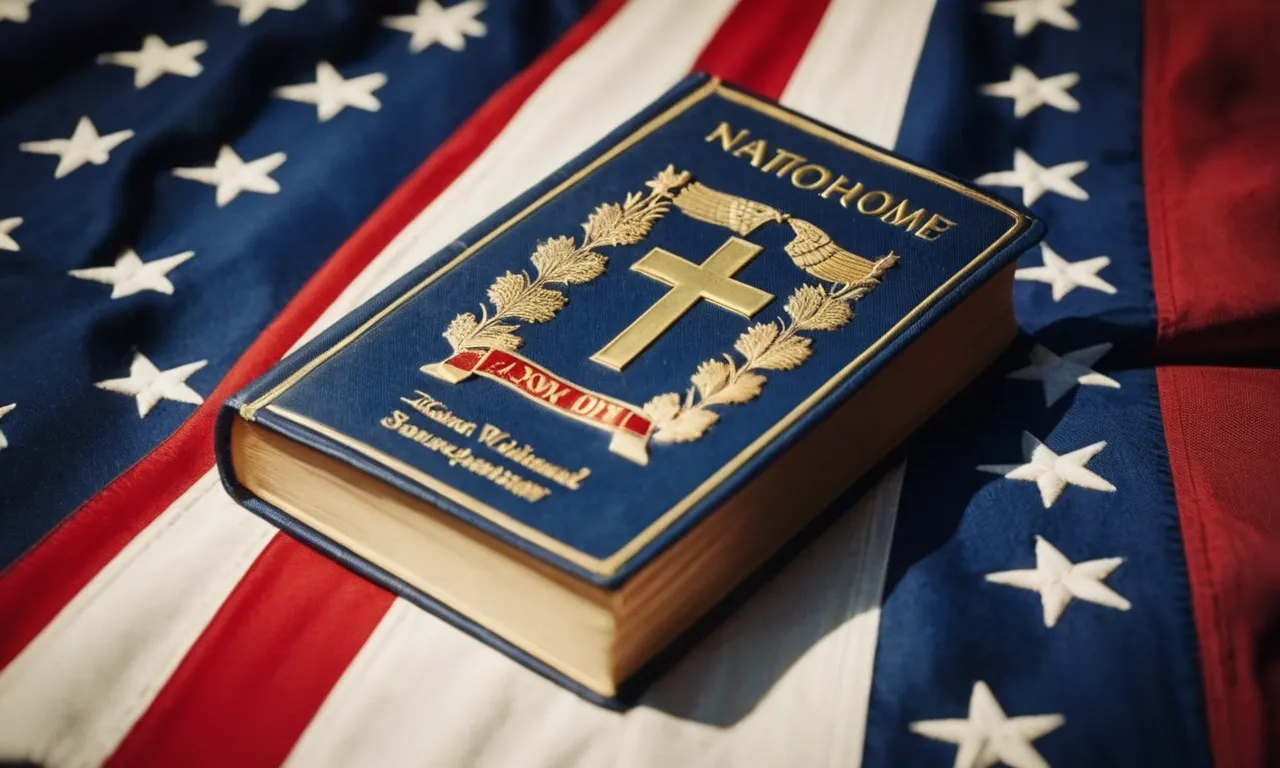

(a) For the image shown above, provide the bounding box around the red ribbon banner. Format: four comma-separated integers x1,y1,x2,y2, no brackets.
421,348,653,465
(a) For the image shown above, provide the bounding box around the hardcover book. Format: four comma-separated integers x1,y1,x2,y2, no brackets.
216,74,1044,706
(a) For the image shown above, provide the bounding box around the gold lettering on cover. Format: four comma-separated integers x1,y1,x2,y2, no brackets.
732,138,768,168
855,190,895,216
477,422,593,491
591,237,774,372
761,149,806,176
821,175,865,207
790,163,832,190
398,390,477,437
510,365,575,406
570,394,601,416
381,410,410,429
707,121,960,240
915,212,957,241
379,410,551,502
879,199,928,234
705,121,749,152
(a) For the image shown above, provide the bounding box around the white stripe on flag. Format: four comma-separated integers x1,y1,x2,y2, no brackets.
285,0,935,763
782,0,936,149
0,473,277,768
0,2,738,766
284,466,904,768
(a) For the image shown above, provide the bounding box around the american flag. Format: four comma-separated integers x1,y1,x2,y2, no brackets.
0,0,1276,765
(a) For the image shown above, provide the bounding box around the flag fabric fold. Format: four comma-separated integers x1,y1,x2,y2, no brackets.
0,0,1276,765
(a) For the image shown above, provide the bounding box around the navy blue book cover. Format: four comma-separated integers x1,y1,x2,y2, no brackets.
217,74,1042,703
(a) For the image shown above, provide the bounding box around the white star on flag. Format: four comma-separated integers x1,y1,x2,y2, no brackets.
94,352,206,418
274,61,387,122
976,148,1088,206
0,0,33,23
982,0,1079,37
217,0,305,25
981,65,1080,118
910,680,1064,768
979,431,1116,508
0,217,21,252
384,0,487,53
69,248,194,299
19,116,135,179
97,35,207,89
988,535,1132,628
1016,244,1116,302
0,403,14,450
173,146,286,207
1008,342,1119,406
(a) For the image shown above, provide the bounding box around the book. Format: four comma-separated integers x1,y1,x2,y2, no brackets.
216,74,1045,707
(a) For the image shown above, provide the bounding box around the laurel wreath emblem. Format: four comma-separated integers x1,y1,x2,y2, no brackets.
442,165,692,355
435,163,897,452
641,252,899,443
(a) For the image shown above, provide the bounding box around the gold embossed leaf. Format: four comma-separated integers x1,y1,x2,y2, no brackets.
486,272,527,314
510,287,567,323
786,285,852,331
755,334,812,370
467,323,522,352
642,392,683,425
691,358,732,400
733,322,780,363
783,284,824,327
583,202,623,245
652,407,719,444
808,293,854,331
443,312,478,351
530,236,576,280
606,215,659,247
707,370,766,405
554,251,606,285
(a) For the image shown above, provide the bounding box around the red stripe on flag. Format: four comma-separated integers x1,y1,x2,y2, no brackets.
104,537,391,768
1156,368,1280,768
692,0,829,96
0,0,628,669
1144,3,1280,359
65,2,628,763
104,0,834,761
1144,2,1280,765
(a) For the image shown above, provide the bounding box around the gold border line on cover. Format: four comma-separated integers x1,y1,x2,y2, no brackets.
244,81,1030,576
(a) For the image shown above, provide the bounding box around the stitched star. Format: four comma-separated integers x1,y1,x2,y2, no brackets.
384,0,487,53
0,0,33,23
173,145,286,207
19,117,135,179
0,217,21,252
69,248,194,299
910,681,1064,768
976,148,1088,206
978,431,1116,509
981,65,1080,118
982,0,1079,37
988,535,1131,628
274,61,387,122
95,352,206,418
97,35,207,88
1007,342,1119,406
1015,244,1116,302
217,0,305,25
0,403,14,450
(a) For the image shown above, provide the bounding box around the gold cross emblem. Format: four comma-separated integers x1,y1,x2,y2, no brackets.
591,236,774,371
